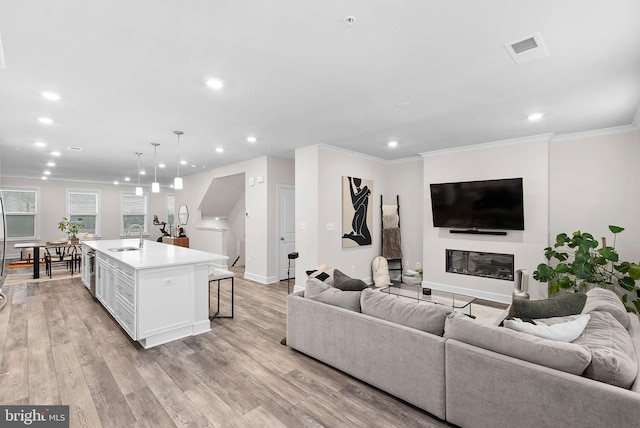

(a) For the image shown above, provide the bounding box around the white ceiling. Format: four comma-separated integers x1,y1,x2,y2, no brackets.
1,1,639,186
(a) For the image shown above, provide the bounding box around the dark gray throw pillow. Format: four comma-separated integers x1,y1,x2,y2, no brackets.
508,293,587,320
333,269,369,291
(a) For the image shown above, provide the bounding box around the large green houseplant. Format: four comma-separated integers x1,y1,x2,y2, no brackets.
533,225,640,313
57,217,85,241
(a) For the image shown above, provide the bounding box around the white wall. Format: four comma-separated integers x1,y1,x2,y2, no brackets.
1,177,174,256
294,145,424,289
179,156,294,283
422,136,550,302
550,129,640,263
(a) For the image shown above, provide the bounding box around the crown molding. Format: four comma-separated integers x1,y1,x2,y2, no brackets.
317,144,420,165
550,124,639,142
420,133,553,158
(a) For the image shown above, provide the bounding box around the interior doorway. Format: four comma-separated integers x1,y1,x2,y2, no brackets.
277,184,295,281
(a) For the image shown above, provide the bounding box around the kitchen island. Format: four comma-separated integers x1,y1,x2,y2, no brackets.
81,239,227,349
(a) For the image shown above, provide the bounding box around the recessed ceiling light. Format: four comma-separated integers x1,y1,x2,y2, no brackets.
35,141,46,148
140,170,146,175
124,177,131,182
114,180,119,185
216,147,224,153
206,78,224,90
527,112,543,121
180,160,187,165
191,164,196,168
43,170,51,175
46,162,55,167
158,163,166,168
41,176,48,180
247,136,257,143
51,151,61,157
38,117,54,125
42,91,61,101
397,102,412,108
388,141,398,148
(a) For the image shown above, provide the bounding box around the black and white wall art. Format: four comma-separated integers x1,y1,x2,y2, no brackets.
342,176,373,248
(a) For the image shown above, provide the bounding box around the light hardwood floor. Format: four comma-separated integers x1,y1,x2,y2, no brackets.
0,268,449,428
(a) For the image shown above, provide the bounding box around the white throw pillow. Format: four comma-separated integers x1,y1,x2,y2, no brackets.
503,314,591,342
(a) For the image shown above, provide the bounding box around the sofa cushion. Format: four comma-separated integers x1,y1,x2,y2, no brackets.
503,314,591,342
360,288,453,336
508,293,587,319
573,310,638,388
444,313,592,375
582,287,629,329
333,269,369,291
304,278,361,312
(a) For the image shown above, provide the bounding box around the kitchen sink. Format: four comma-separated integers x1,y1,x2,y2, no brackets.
108,247,140,252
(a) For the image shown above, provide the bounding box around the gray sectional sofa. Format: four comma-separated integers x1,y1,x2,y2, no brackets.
286,284,640,428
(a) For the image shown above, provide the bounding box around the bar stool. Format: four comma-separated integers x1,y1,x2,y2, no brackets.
209,269,234,319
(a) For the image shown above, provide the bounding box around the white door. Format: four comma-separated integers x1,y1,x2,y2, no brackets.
278,185,296,281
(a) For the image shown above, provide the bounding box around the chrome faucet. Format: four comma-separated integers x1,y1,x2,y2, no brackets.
127,224,144,248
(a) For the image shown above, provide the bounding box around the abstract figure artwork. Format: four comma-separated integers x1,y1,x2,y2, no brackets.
342,176,373,248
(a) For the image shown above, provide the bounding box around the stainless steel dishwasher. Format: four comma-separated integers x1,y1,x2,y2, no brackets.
88,249,97,297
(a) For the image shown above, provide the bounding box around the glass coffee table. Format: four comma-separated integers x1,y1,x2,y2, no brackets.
379,283,477,317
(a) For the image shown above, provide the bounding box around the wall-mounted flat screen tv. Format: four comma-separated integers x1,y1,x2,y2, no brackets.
430,178,525,230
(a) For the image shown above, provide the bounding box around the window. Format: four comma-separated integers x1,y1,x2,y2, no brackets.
121,193,148,234
1,189,38,239
68,191,99,235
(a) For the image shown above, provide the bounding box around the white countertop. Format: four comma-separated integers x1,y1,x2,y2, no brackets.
82,239,227,269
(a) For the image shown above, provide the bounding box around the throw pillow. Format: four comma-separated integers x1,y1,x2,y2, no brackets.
333,269,369,291
508,293,587,319
444,312,592,375
306,264,335,286
582,287,629,329
503,314,591,342
360,288,452,336
573,310,638,388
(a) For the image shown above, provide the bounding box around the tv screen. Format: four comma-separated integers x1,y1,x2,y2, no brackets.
430,178,524,230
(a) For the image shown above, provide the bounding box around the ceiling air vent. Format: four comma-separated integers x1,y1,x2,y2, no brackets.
505,32,549,65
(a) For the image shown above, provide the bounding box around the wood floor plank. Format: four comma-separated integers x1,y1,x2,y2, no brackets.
183,382,248,428
0,348,29,404
52,342,104,428
136,362,212,428
82,360,138,428
28,342,61,405
124,386,176,428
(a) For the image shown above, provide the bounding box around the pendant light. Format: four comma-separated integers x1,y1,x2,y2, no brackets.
135,152,143,196
173,130,184,190
151,142,160,193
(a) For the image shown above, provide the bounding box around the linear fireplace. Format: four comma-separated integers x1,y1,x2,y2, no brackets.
446,249,514,281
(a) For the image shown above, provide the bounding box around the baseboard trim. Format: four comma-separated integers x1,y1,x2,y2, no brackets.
244,271,279,284
422,281,512,304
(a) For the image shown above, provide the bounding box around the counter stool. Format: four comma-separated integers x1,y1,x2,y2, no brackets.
209,269,234,319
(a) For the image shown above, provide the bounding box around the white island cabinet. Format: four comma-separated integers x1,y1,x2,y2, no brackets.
82,239,227,349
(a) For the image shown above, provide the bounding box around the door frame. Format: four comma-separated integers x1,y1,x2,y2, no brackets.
276,184,295,281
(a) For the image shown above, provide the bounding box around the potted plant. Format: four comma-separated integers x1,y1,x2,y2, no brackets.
533,225,640,313
57,217,85,243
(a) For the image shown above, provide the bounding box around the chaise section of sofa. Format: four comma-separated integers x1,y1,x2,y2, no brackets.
444,312,640,428
286,291,448,420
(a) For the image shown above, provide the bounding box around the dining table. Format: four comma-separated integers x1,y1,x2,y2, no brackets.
13,241,77,279
13,242,46,279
